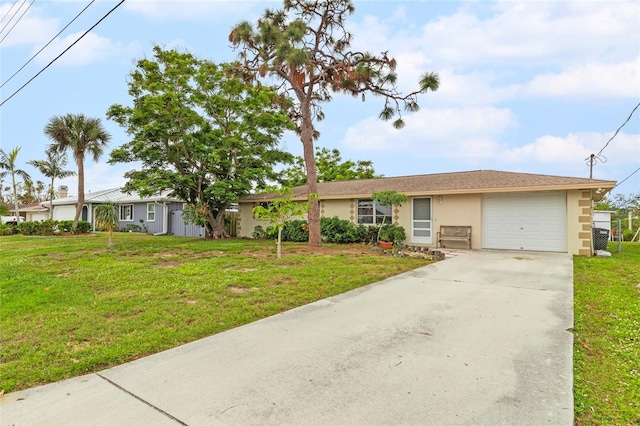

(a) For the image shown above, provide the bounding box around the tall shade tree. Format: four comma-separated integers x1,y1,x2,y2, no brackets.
282,146,381,187
45,114,111,232
0,146,31,219
107,46,293,238
230,0,440,246
94,203,119,247
28,150,76,219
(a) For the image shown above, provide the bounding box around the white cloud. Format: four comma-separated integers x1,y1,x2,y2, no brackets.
32,32,142,66
502,132,640,167
518,60,640,99
348,1,640,103
58,162,130,194
123,0,262,22
342,107,517,159
0,4,59,47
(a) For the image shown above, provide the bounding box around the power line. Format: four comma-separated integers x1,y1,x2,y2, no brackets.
613,167,640,190
585,100,640,178
0,0,21,25
596,101,640,156
0,0,34,45
1,0,96,89
0,0,26,35
0,0,126,108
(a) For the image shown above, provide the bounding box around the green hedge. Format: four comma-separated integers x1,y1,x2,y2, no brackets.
17,220,92,236
252,216,405,245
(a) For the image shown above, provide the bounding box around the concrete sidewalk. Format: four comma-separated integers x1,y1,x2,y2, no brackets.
1,250,574,426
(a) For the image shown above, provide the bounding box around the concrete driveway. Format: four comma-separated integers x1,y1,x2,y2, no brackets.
1,250,574,426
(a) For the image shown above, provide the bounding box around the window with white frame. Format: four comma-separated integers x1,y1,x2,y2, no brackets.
357,199,392,224
147,203,155,221
119,204,133,221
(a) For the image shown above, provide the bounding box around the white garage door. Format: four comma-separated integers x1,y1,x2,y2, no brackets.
482,192,567,252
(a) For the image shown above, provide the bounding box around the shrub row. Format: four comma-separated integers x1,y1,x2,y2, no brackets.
16,220,92,236
252,216,405,245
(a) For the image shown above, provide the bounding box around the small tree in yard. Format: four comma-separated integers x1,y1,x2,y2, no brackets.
0,146,31,220
252,187,311,260
94,203,119,247
372,190,408,242
230,0,439,247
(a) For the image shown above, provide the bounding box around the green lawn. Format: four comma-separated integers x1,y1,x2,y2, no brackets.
573,242,640,425
0,233,433,393
3,233,639,423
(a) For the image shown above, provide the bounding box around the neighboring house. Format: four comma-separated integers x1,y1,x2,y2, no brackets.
10,203,50,221
593,210,615,240
50,188,205,237
238,169,617,256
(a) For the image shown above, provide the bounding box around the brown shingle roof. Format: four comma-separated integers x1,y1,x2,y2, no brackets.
242,169,616,201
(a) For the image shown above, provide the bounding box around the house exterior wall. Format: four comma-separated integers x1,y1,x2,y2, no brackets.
52,205,76,221
240,190,588,255
432,194,482,249
167,202,206,238
26,212,50,222
570,189,593,256
115,202,166,234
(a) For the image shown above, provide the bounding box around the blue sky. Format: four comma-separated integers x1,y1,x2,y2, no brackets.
1,0,639,198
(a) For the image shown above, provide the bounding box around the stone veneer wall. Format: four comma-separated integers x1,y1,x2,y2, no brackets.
577,190,593,256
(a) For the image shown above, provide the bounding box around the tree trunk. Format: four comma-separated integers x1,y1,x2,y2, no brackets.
277,226,282,260
206,209,227,239
300,106,321,247
73,156,84,233
12,174,19,221
107,228,114,247
49,177,55,220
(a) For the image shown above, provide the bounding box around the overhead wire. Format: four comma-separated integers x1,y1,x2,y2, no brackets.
0,0,126,108
612,167,640,190
596,101,640,157
585,100,640,176
0,0,26,35
1,0,96,89
0,0,35,44
0,0,21,25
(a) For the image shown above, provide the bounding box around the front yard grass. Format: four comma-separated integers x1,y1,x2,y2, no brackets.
573,242,640,425
0,233,433,394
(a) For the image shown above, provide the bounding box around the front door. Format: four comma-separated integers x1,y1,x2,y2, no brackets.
412,197,432,244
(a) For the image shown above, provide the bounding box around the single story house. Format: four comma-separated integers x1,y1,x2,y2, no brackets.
10,203,50,222
50,188,205,237
238,170,616,256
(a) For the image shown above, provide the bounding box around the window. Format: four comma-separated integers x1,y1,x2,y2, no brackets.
147,203,155,222
119,204,133,221
357,199,392,224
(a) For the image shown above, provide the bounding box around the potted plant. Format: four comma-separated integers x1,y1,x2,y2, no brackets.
371,190,408,249
378,224,406,250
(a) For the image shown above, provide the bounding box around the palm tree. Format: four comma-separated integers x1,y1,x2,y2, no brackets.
0,146,31,220
44,114,111,232
28,150,76,219
94,203,119,247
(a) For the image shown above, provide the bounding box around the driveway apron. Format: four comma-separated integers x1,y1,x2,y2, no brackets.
1,250,574,426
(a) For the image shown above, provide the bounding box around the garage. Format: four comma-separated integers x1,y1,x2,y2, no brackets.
482,192,567,252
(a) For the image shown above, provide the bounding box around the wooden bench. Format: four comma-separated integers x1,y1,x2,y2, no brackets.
437,226,472,249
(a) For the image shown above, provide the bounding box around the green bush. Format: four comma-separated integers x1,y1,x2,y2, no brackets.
17,221,38,235
281,220,309,242
320,216,369,243
58,220,74,232
75,221,91,234
252,225,268,239
120,224,142,233
38,220,58,236
0,222,16,235
378,224,406,245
